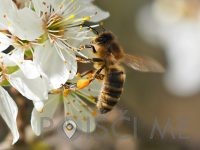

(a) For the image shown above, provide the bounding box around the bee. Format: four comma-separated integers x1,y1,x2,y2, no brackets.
77,31,164,114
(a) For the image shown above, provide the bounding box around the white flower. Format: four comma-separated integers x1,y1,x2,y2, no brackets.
0,0,44,81
137,0,200,96
0,53,49,112
0,87,19,144
31,79,101,135
0,54,22,144
0,0,44,41
8,70,49,112
0,0,109,89
33,41,77,89
29,0,109,89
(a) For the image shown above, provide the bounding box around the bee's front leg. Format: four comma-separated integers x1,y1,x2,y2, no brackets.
80,44,97,53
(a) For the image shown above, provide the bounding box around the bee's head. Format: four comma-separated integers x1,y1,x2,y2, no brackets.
94,32,115,45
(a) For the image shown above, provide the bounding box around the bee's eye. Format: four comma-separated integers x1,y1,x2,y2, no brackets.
97,37,106,44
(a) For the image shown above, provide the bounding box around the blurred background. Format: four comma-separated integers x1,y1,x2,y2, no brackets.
2,0,200,149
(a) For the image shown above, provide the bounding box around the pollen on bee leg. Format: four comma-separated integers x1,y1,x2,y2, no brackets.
77,78,91,89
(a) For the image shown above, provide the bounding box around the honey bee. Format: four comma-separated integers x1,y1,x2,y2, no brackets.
77,31,164,114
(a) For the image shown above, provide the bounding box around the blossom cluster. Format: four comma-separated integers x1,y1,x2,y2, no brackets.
0,0,109,144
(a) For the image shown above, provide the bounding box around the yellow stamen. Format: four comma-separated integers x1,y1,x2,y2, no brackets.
82,16,91,21
50,14,75,28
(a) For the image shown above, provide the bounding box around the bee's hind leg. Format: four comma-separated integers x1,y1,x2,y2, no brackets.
76,65,105,90
95,74,105,80
93,65,105,80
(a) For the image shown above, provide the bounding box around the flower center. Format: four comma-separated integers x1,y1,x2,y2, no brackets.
45,14,66,41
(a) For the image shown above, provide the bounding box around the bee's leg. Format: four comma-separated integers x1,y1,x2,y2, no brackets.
78,65,104,81
95,74,105,80
76,65,105,90
62,82,77,90
84,44,97,53
76,55,104,63
76,55,92,63
93,65,105,80
92,58,104,62
79,70,94,78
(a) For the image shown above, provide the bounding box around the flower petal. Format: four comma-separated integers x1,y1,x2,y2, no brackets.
0,87,19,144
34,42,70,89
77,3,110,22
64,27,93,47
31,0,53,15
55,46,77,80
64,94,96,133
8,7,44,41
9,49,40,79
33,101,44,113
81,79,102,97
16,60,41,79
0,53,16,67
31,94,60,136
0,33,11,51
0,0,17,29
8,70,49,102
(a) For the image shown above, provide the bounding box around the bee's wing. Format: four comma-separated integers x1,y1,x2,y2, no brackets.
122,54,165,72
64,93,96,133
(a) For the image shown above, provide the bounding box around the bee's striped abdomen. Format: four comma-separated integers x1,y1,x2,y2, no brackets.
97,65,126,113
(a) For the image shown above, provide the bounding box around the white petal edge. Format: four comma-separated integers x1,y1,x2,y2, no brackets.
0,87,19,144
0,33,11,51
31,94,60,136
77,4,110,22
8,70,49,102
33,101,44,113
